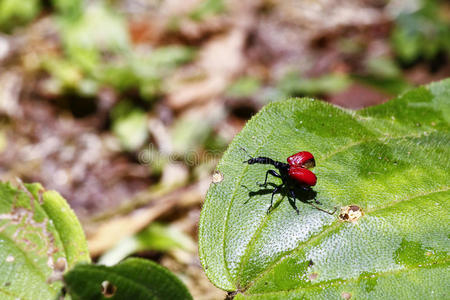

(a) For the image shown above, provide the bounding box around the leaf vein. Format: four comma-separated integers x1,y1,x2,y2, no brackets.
222,114,281,287
366,187,450,214
244,187,449,290
319,132,428,164
245,259,449,297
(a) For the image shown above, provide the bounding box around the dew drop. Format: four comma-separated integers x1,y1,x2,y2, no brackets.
101,281,117,298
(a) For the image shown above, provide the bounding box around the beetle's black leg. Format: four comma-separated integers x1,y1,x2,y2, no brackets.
291,188,335,214
299,185,321,204
308,202,338,215
267,184,282,214
289,189,300,214
258,170,281,187
288,197,300,215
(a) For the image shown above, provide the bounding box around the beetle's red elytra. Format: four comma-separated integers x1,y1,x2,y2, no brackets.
287,151,316,169
288,166,317,186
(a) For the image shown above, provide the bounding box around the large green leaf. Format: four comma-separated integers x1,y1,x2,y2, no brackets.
199,79,450,298
64,257,192,300
0,182,90,299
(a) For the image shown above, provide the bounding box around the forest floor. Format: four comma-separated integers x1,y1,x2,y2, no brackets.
0,0,448,298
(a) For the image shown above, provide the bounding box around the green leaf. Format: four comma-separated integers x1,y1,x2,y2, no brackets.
391,0,450,63
199,79,450,298
0,182,90,299
131,46,196,78
189,0,225,21
60,3,130,55
0,0,40,32
51,0,83,18
111,101,149,151
64,257,193,300
171,116,213,155
276,72,351,98
98,222,196,266
227,76,262,99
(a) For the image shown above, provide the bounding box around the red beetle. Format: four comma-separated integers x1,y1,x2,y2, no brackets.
241,148,335,215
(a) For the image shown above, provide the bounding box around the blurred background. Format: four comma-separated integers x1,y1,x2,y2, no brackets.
0,0,448,298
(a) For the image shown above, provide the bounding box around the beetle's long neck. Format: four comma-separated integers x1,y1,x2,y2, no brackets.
246,157,288,170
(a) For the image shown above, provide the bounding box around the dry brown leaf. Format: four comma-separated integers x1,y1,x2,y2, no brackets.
87,179,209,256
167,29,246,109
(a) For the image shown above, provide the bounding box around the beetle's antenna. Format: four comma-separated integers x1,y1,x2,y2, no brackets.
240,147,253,161
308,202,337,215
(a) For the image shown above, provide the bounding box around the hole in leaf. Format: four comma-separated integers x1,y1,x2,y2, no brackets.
338,205,363,223
101,281,117,298
54,257,67,273
212,170,224,183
